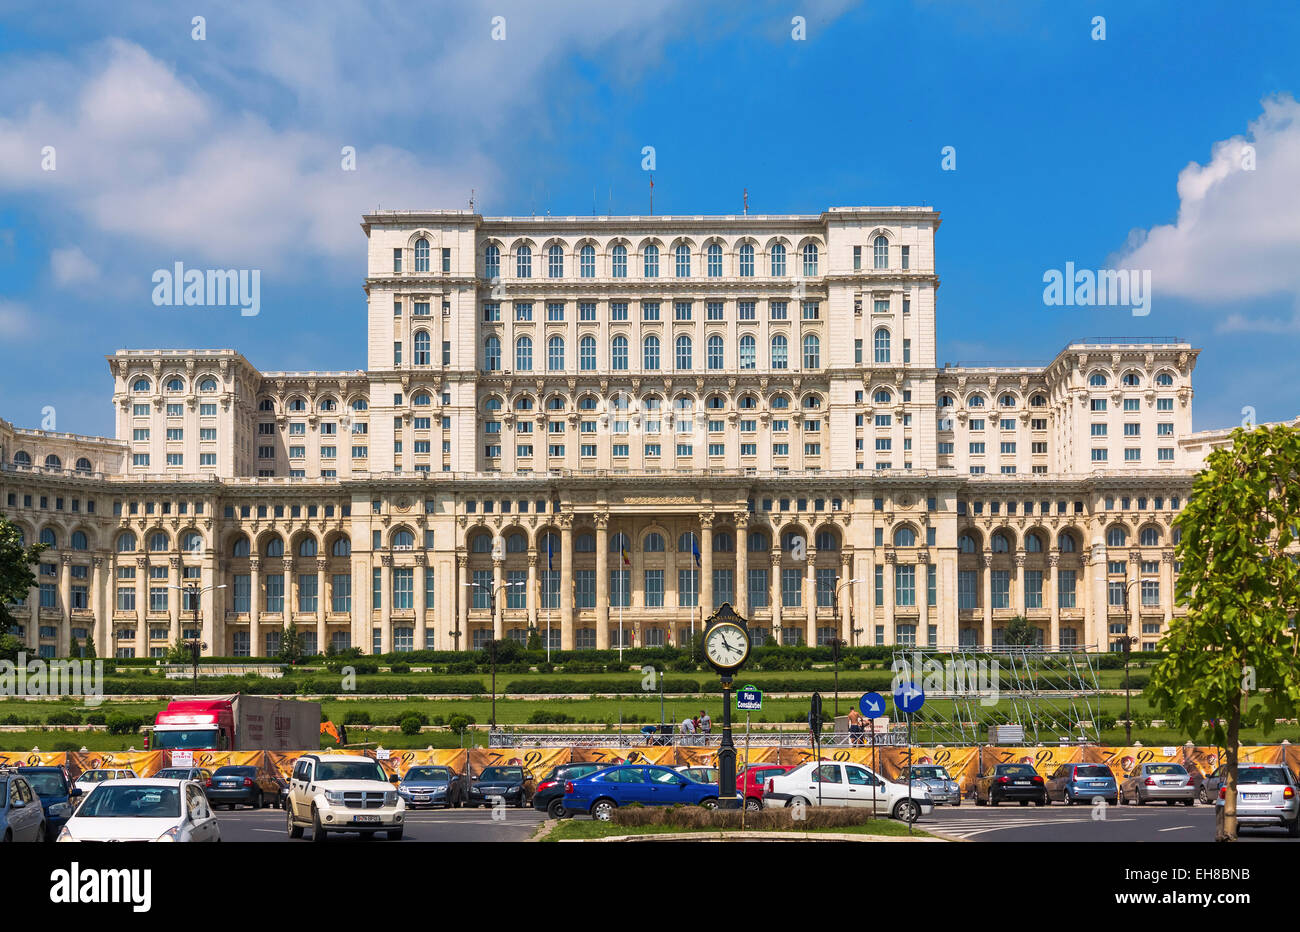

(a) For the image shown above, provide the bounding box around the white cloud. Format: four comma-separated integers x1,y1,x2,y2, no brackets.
0,300,35,339
50,245,101,287
1112,94,1300,331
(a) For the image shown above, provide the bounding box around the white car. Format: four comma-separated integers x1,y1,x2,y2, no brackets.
72,768,138,803
286,754,405,841
762,760,933,823
57,779,220,842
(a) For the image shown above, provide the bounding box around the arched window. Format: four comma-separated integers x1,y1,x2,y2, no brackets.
484,243,500,278
781,531,805,553
643,532,665,553
957,533,977,554
611,244,627,277
165,377,184,393
873,235,889,269
738,395,757,410
198,378,217,393
412,392,431,406
579,335,597,371
149,532,169,552
414,237,430,272
1058,531,1078,553
258,398,275,412
116,531,137,552
547,243,564,278
40,528,57,547
707,243,722,277
771,394,790,410
643,244,659,278
675,334,692,371
471,532,493,553
770,242,786,276
802,334,820,369
392,529,415,549
643,335,661,370
484,397,502,413
484,335,501,371
707,334,724,370
1140,527,1161,546
802,242,819,276
298,537,318,557
579,244,595,278
999,394,1017,408
967,393,986,408
771,334,788,370
515,336,533,371
815,530,839,551
802,395,822,410
319,398,337,412
610,532,630,555
182,532,203,553
515,243,532,278
547,396,565,411
12,451,31,466
991,532,1011,553
288,398,307,412
1106,526,1127,547
265,537,285,558
873,328,891,364
893,527,916,547
1155,372,1174,387
45,454,62,470
1030,394,1047,407
748,531,770,552
713,532,734,552
611,335,629,371
547,335,565,371
1122,372,1141,387
571,532,594,553
678,531,698,554
674,244,691,277
332,537,351,557
739,335,756,370
232,536,251,557
739,243,755,277
1025,532,1044,553
939,395,954,407
132,378,151,393
507,532,528,553
1089,372,1108,387
514,396,535,411
71,531,89,551
413,331,431,365
874,389,892,405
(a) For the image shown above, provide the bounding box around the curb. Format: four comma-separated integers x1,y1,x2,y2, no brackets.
560,829,951,842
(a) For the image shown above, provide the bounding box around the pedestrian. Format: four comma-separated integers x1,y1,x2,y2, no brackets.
699,709,711,734
692,715,701,733
848,708,865,746
681,716,696,735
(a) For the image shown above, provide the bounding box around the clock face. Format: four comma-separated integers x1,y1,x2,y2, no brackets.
705,623,749,670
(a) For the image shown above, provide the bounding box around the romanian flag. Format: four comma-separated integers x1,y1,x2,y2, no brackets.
621,540,631,567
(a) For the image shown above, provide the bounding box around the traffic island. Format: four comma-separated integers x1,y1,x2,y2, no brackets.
540,806,949,841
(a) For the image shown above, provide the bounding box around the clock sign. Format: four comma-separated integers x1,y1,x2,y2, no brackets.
703,602,751,676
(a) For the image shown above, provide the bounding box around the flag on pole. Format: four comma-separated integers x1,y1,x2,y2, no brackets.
691,535,701,568
546,533,553,572
621,539,631,567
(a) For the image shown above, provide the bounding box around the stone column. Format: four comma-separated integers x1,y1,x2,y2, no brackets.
700,515,714,612
980,551,993,647
283,557,296,653
1161,549,1175,626
248,556,262,658
456,552,468,652
134,556,148,657
916,552,929,646
769,550,782,641
559,515,574,650
862,550,875,646
734,514,749,614
168,556,182,644
379,555,393,654
526,552,539,633
1048,552,1060,648
1013,553,1026,639
26,578,38,651
315,558,328,654
885,550,898,645
58,554,72,657
804,547,818,646
92,556,106,655
595,515,609,650
492,549,504,640
1128,548,1141,640
200,566,215,658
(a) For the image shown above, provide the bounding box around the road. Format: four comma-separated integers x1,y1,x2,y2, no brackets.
215,805,547,842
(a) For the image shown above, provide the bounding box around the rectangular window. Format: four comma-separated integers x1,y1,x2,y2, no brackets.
712,569,734,608
1024,570,1043,609
927,563,937,607
678,569,698,608
958,570,977,610
1058,570,1077,608
298,574,318,613
738,301,756,321
644,570,664,608
781,568,802,607
895,564,916,607
747,569,769,610
265,574,284,613
332,574,351,613
609,569,630,607
507,569,529,609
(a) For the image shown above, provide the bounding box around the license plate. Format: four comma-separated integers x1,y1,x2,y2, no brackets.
353,814,381,823
1243,793,1269,801
1014,780,1030,785
1160,780,1181,786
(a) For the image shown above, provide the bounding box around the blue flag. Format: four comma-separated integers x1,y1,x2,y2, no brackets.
546,533,554,571
691,536,701,568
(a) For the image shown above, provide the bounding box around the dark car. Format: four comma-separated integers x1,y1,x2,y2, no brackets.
398,765,467,809
155,767,214,785
534,762,609,819
975,763,1046,806
1046,762,1118,805
468,765,536,808
205,765,278,809
15,766,80,840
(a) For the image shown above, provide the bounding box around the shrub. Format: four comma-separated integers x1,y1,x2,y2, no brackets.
446,714,476,736
84,712,107,726
527,710,575,725
398,714,423,735
106,712,144,735
342,710,371,726
389,663,411,675
51,741,81,752
611,806,882,830
46,711,79,725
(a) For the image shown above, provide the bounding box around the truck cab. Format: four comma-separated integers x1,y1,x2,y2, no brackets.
152,699,235,750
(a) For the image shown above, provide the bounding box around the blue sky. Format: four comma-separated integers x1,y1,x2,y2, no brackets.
1,0,1298,437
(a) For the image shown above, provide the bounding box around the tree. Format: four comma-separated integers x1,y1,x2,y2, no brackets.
1147,424,1300,842
1002,615,1040,646
83,631,97,659
0,514,46,663
277,621,304,665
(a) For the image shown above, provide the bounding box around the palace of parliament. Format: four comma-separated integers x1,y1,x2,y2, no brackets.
1,205,1283,659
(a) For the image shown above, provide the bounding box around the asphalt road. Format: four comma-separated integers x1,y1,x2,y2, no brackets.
214,804,547,842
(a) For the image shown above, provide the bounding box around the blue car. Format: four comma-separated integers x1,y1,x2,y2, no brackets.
1046,762,1119,805
562,765,721,821
15,766,80,840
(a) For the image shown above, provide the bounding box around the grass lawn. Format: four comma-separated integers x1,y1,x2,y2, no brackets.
542,816,929,841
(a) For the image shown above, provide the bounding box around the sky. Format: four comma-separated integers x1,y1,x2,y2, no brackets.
1,0,1298,437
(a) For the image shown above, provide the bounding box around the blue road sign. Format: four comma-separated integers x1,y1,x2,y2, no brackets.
737,686,763,711
893,682,926,715
859,691,885,719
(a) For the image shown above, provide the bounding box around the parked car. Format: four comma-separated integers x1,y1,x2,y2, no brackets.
534,762,608,819
205,765,279,809
975,763,1046,806
1120,762,1196,805
0,770,47,842
738,763,792,811
1216,764,1300,836
763,761,932,822
1046,763,1118,805
155,767,213,784
398,765,468,809
677,766,720,784
15,766,80,840
72,768,137,802
468,765,536,808
563,765,721,821
58,779,219,842
285,754,405,842
899,765,962,806
1198,764,1227,804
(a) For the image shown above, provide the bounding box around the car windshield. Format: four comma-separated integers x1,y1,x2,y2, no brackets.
19,772,69,796
406,768,451,781
153,770,190,780
1238,768,1290,785
214,766,256,777
78,785,181,818
1075,766,1112,778
479,767,524,782
998,765,1038,776
1146,764,1186,775
80,771,110,783
152,729,219,750
315,760,388,782
908,767,949,780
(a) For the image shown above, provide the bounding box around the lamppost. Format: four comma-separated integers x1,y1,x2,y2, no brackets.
1118,579,1142,744
463,579,524,730
168,583,226,685
831,578,861,715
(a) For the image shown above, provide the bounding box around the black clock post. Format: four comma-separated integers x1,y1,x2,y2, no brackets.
702,602,750,811
717,673,738,808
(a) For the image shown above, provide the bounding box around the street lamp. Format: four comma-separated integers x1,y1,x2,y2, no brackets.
830,578,862,716
168,583,226,684
1118,579,1142,744
463,579,525,730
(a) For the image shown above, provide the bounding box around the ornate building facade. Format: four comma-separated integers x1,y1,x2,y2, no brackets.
1,206,1281,658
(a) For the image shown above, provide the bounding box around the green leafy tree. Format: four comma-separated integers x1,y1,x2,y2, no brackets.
83,631,97,659
0,514,46,663
165,638,195,664
1001,615,1040,646
277,621,304,665
1148,424,1300,842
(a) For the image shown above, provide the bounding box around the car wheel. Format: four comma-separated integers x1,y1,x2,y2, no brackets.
254,794,263,810
311,807,328,842
1198,786,1209,804
1019,800,1029,807
287,809,303,839
1136,793,1146,805
952,795,961,807
547,797,566,820
387,828,403,840
699,797,719,810
1035,795,1045,807
36,821,46,843
892,799,921,823
1182,799,1194,807
990,795,999,806
1287,818,1300,838
591,798,617,822
744,797,762,812
2,829,10,843
1166,800,1176,807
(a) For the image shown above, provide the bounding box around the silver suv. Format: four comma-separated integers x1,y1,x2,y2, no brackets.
1216,764,1300,836
286,754,405,842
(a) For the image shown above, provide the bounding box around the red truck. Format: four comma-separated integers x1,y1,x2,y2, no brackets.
150,695,321,751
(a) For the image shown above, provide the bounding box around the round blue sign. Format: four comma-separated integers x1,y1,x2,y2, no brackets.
859,691,885,719
893,682,926,715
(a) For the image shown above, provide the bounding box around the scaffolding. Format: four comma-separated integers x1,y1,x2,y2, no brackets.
888,646,1103,745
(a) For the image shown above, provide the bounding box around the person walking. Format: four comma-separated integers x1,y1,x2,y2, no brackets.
699,709,712,734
